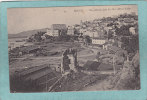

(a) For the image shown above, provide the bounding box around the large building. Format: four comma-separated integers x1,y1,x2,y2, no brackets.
45,28,58,36
67,26,74,35
45,24,67,37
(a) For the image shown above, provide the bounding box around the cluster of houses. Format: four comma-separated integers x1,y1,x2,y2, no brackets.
43,13,137,47
10,13,138,61
41,13,138,68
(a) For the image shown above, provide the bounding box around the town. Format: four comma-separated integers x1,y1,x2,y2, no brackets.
9,12,140,92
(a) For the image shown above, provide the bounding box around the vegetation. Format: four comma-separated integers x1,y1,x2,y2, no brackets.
34,31,45,42
27,31,45,42
107,30,113,40
115,25,139,53
115,25,131,36
84,35,92,44
74,28,80,35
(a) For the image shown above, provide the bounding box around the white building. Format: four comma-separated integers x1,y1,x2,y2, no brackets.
129,27,136,35
45,29,59,36
45,24,67,37
92,38,106,45
67,26,74,35
92,31,99,38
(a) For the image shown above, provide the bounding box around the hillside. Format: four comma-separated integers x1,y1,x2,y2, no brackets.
8,28,47,39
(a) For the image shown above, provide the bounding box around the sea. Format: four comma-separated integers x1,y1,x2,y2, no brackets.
8,37,33,51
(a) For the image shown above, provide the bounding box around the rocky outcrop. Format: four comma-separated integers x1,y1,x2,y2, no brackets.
113,52,140,90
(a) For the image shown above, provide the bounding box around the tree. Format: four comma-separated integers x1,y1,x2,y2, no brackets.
26,37,33,42
74,29,80,35
37,31,46,36
107,23,114,27
107,30,113,40
115,25,131,36
121,34,139,53
34,33,42,42
84,35,92,45
45,34,53,39
121,37,130,51
96,52,101,62
129,34,139,53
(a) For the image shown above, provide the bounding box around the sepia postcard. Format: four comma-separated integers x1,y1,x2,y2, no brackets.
7,5,140,93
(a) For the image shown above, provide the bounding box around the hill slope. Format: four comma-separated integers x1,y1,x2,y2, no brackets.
8,28,47,39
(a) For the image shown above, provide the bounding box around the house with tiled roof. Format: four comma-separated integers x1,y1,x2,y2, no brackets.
83,61,100,71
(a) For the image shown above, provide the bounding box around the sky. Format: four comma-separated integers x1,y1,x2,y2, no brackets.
7,5,138,34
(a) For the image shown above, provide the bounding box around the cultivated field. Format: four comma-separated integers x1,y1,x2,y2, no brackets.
9,41,98,75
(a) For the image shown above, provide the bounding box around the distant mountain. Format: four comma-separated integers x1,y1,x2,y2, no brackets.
8,28,47,39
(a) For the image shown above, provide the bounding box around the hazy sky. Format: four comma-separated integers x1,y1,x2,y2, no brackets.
7,5,138,34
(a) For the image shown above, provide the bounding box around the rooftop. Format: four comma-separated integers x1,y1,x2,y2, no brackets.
51,24,67,30
92,37,106,40
83,61,100,71
98,63,113,71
